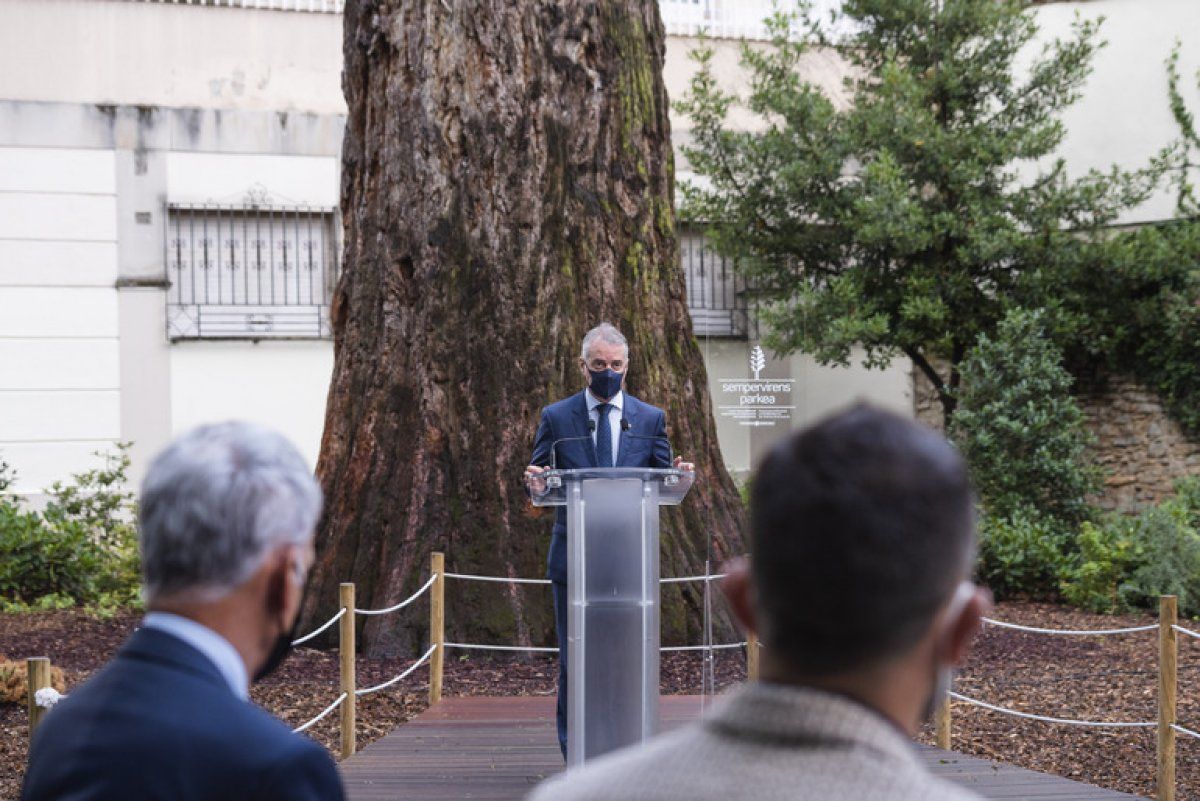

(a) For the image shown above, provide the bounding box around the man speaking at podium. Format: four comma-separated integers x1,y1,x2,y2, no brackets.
525,322,692,759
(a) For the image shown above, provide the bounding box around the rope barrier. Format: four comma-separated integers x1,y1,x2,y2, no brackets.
981,618,1157,636
292,608,347,646
948,691,1156,728
292,692,348,734
661,573,728,584
1172,723,1200,740
443,572,729,586
661,642,747,652
356,645,439,697
443,572,553,585
1173,623,1200,641
443,642,560,653
356,574,439,616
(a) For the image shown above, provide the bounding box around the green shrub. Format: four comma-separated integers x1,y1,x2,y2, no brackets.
977,507,1073,600
1060,518,1142,613
0,447,141,610
1060,483,1200,616
952,308,1100,528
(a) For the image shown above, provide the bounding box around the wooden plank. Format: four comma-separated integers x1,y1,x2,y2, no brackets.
341,695,1144,801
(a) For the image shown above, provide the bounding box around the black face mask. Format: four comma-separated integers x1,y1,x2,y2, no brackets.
253,617,299,683
588,367,623,399
254,559,307,684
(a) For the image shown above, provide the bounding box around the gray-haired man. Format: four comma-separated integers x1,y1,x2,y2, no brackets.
22,422,344,801
526,322,693,758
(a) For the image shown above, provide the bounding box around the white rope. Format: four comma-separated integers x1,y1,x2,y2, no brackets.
292,608,347,646
1173,624,1200,641
443,642,559,653
948,692,1156,728
356,645,438,696
443,641,748,653
292,692,347,733
442,572,732,586
1172,723,1200,740
443,572,553,585
662,573,728,584
356,574,439,615
662,642,748,652
981,618,1157,636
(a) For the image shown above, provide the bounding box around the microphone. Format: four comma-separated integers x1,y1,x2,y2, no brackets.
550,419,596,471
620,419,675,468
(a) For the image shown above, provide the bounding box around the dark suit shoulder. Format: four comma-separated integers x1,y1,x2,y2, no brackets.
623,393,664,418
542,391,585,418
248,731,344,801
23,634,342,801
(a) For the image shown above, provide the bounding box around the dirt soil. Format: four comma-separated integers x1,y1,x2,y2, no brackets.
1,602,1196,800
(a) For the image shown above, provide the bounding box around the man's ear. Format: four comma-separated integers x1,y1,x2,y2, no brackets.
944,586,991,666
263,551,289,616
720,558,758,638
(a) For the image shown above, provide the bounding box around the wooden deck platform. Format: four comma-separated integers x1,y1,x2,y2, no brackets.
340,695,1144,801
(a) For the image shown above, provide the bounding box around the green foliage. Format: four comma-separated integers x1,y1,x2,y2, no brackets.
677,0,1185,428
0,447,142,611
976,507,1072,600
951,309,1099,526
1060,483,1200,616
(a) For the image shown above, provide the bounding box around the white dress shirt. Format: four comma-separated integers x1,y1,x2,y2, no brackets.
142,611,250,700
586,389,623,466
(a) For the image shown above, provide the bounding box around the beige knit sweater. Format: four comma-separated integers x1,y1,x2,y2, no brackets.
527,683,983,801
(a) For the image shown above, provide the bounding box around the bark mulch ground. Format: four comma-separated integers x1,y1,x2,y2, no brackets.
1,602,1195,800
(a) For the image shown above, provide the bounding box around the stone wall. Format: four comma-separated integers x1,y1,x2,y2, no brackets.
1078,378,1200,511
911,366,1200,512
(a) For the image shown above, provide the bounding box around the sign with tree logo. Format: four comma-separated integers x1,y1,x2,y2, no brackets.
717,344,794,427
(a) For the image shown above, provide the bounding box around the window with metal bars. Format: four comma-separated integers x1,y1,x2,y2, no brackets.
679,226,750,339
165,203,340,340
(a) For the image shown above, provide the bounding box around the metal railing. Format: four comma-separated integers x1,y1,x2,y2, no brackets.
680,227,749,338
165,202,340,340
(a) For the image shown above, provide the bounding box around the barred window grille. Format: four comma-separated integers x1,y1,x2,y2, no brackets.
680,227,749,338
165,202,340,339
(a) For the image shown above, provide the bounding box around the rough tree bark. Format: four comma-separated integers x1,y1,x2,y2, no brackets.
302,0,747,656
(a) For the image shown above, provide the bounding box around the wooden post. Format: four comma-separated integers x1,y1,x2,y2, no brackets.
339,582,356,758
429,552,445,705
935,699,952,751
25,657,51,734
746,630,760,682
1159,595,1178,801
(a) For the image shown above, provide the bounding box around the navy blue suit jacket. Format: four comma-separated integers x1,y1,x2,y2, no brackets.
21,627,344,801
530,390,672,583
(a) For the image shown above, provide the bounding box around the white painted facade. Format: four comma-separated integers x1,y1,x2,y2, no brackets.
0,0,1194,493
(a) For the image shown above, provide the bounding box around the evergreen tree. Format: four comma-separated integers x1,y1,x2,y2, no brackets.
678,0,1169,428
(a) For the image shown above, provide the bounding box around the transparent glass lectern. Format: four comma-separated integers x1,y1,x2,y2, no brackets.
527,467,694,767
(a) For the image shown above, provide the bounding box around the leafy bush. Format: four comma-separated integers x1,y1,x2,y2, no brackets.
1060,518,1142,613
0,447,141,611
977,507,1073,600
952,308,1100,527
1060,480,1200,616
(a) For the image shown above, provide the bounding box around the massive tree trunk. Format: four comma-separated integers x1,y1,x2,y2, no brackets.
302,0,747,656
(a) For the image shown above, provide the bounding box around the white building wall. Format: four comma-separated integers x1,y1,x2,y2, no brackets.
0,146,122,494
169,342,332,469
1030,0,1200,224
0,0,345,114
165,152,340,207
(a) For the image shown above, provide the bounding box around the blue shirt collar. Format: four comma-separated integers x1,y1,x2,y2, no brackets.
141,611,250,700
586,389,623,412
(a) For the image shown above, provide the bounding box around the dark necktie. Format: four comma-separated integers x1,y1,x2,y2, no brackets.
595,403,613,467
